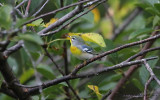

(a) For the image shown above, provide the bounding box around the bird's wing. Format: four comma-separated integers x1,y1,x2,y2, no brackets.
77,45,93,54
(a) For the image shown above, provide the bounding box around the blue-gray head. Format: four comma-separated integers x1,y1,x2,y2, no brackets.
70,35,85,46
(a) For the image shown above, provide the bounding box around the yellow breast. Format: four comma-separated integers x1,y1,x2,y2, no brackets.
70,46,82,55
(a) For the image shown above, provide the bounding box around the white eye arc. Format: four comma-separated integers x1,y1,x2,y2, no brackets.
71,37,76,41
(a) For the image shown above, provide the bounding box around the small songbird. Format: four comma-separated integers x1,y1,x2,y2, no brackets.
68,35,95,60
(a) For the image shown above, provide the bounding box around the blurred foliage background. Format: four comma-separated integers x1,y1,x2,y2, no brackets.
0,0,160,100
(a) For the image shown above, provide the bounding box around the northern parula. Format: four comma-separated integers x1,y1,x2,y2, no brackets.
68,35,95,60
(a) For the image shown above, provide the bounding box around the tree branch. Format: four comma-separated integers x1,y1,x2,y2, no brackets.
108,26,160,99
40,0,106,36
111,7,143,40
143,76,153,100
125,46,160,62
27,57,157,96
3,41,23,58
23,0,97,25
15,0,28,9
32,0,49,16
70,33,160,75
0,53,32,100
43,46,81,100
143,60,160,85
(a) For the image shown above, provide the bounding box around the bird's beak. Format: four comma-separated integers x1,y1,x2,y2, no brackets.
65,34,71,40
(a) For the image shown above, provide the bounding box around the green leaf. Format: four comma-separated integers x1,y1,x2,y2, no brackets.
16,33,43,52
139,58,158,85
20,68,34,84
18,33,43,45
43,84,64,95
81,11,94,24
104,39,119,64
153,15,160,27
0,5,12,29
26,18,43,27
100,82,117,91
154,3,160,11
144,0,159,5
37,64,55,80
145,7,160,16
24,41,42,52
129,28,153,39
16,17,33,28
132,78,144,91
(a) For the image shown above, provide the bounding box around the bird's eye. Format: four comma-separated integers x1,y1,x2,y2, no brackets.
71,37,76,41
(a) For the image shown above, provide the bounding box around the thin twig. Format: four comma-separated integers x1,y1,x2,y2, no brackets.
25,0,31,17
0,3,3,6
63,42,69,75
15,8,24,17
150,88,160,100
70,34,160,75
143,60,160,85
27,57,158,95
43,47,81,100
101,90,112,100
23,0,97,25
38,0,101,35
22,43,45,100
0,88,18,99
60,0,64,7
40,0,106,36
0,53,32,99
32,0,49,16
108,26,160,100
144,76,153,100
43,47,64,75
3,41,23,58
111,7,142,40
15,0,28,9
125,47,160,62
103,3,116,33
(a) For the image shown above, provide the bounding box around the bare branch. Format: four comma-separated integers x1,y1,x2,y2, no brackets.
63,42,69,75
27,57,157,96
111,7,143,40
25,0,31,17
70,33,160,75
0,88,18,99
0,3,3,6
103,3,116,33
60,0,64,7
43,47,81,100
32,0,49,16
143,60,160,85
0,81,18,99
40,0,106,36
43,47,64,75
144,76,153,100
3,41,23,58
0,53,32,100
150,88,160,100
0,29,20,52
125,47,160,62
15,0,28,9
23,0,97,25
101,90,112,100
108,26,160,99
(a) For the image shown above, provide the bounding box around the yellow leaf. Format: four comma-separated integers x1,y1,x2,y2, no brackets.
27,19,43,27
90,6,100,23
67,33,106,47
44,18,58,27
88,85,102,100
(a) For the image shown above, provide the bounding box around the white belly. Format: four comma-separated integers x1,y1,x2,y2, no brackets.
74,53,94,60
